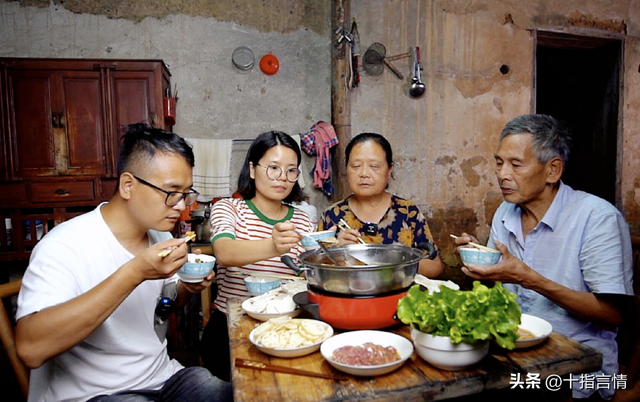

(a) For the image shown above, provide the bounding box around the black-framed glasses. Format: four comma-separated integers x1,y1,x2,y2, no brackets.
133,176,199,207
255,164,301,182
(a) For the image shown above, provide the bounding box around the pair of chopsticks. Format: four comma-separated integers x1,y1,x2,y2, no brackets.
235,358,347,381
449,234,499,253
157,232,197,258
338,218,366,244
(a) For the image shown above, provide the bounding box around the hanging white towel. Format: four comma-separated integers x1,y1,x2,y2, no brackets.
185,138,232,202
291,134,307,189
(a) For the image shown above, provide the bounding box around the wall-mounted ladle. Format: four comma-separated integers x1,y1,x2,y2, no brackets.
409,47,426,99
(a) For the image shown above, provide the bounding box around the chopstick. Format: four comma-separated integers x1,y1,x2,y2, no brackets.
338,218,367,244
227,271,305,281
449,234,499,253
235,358,347,381
157,232,197,258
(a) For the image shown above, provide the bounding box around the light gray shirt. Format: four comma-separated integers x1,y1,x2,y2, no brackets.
488,182,633,400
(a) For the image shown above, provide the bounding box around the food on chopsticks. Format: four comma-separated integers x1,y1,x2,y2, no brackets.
252,317,331,349
517,327,536,341
331,342,401,366
157,231,196,258
397,281,522,350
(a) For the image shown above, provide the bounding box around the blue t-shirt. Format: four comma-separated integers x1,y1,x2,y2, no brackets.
489,181,633,399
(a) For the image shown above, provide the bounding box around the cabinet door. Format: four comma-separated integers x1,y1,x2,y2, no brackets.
6,70,57,177
110,71,157,131
107,70,157,176
58,71,106,175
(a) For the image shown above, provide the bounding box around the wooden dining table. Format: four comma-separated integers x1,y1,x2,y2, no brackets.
227,297,602,402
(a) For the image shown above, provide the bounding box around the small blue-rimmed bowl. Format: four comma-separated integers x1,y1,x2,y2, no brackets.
459,247,501,266
299,230,336,251
244,276,281,296
177,254,216,283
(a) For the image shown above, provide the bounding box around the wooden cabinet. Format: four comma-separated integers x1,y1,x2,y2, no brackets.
0,58,171,260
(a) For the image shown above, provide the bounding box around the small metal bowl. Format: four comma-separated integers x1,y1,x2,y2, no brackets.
232,46,255,72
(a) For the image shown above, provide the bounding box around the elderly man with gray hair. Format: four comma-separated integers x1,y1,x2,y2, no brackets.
455,114,633,401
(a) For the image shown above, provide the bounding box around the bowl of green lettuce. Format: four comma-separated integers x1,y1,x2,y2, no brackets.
397,281,521,369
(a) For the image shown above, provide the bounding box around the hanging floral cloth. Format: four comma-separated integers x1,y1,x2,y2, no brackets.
299,121,339,196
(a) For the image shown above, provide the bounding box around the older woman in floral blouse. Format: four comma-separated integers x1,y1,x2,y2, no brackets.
318,133,443,278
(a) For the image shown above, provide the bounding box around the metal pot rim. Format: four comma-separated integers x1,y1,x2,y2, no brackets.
298,243,425,270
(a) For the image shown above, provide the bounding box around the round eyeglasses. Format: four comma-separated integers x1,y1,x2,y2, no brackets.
255,164,301,182
133,176,199,207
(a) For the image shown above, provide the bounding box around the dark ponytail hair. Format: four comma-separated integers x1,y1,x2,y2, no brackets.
237,131,306,203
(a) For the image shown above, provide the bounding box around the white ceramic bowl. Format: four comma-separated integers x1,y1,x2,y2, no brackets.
459,247,501,266
320,330,413,376
249,319,333,358
244,276,281,296
514,314,553,349
177,254,216,283
411,327,489,371
241,298,302,322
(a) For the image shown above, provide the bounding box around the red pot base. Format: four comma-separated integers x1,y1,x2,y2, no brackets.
307,290,406,330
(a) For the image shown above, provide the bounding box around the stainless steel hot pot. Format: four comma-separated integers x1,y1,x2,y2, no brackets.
283,243,437,330
283,243,437,297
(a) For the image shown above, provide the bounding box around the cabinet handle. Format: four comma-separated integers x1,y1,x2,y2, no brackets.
52,113,59,128
58,113,65,128
55,188,70,195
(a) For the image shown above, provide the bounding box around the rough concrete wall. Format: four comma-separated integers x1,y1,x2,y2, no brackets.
0,0,333,210
622,37,640,235
349,0,640,275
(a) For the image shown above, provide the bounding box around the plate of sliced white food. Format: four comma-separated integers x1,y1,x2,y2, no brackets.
249,316,333,358
242,280,307,321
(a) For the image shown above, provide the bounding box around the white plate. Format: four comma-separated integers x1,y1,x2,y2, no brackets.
241,298,302,322
320,330,413,376
249,319,333,358
514,314,553,349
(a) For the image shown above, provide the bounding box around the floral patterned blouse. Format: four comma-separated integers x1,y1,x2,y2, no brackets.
318,194,437,248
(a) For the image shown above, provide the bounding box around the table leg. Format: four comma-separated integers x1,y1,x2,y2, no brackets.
201,286,211,327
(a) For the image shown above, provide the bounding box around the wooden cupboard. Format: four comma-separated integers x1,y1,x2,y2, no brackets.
0,58,172,260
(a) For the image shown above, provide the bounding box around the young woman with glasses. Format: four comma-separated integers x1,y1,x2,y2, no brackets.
318,132,443,278
201,131,313,381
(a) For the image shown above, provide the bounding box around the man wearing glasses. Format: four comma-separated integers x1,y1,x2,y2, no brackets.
15,123,232,401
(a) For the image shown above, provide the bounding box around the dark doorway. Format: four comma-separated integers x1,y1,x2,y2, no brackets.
535,31,622,204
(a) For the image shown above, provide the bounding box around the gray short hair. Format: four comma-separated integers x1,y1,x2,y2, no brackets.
500,114,571,165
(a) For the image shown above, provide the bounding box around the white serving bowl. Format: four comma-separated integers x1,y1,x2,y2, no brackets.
249,319,333,358
514,314,553,349
241,297,302,322
411,326,489,371
320,330,413,376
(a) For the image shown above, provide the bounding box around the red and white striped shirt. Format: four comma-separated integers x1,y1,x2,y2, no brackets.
209,198,313,313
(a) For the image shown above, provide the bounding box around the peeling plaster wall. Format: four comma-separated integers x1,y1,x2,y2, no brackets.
1,0,639,266
350,0,640,272
0,0,333,210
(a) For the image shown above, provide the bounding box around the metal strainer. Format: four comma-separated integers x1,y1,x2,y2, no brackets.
363,42,403,79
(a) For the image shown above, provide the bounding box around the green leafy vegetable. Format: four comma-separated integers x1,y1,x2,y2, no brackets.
397,281,521,349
